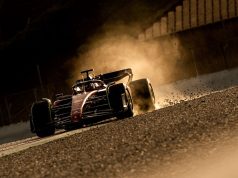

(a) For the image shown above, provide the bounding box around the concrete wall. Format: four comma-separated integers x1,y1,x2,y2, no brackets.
139,0,238,39
161,17,168,35
213,0,221,22
145,18,238,83
198,0,206,25
153,22,161,37
221,0,228,19
168,11,175,33
229,0,236,18
137,0,238,82
176,6,183,31
183,0,190,29
206,0,213,23
191,0,198,27
145,27,153,40
237,0,238,16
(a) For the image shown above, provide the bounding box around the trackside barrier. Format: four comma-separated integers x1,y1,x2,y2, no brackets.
139,0,238,39
0,84,71,127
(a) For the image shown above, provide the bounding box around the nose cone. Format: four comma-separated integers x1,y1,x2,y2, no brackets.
71,110,82,122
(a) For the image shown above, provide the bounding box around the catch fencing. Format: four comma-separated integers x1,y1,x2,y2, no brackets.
0,84,71,127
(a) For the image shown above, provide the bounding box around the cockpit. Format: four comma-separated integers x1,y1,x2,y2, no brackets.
72,80,106,94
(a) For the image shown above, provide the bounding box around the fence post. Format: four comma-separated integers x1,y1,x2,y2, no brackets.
4,97,12,124
37,64,44,91
0,106,4,126
190,49,199,77
221,43,229,68
34,88,38,101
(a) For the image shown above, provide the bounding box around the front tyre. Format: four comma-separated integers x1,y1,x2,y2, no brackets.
118,88,133,119
108,84,134,119
31,98,55,137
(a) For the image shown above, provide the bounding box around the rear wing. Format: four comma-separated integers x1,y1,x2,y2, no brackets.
96,68,133,84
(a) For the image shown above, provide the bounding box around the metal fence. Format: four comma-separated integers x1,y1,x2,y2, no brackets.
0,83,71,127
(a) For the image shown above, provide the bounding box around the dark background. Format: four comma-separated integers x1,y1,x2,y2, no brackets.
0,0,180,95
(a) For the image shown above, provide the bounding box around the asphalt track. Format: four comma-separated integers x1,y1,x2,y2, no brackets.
0,86,238,178
0,125,104,158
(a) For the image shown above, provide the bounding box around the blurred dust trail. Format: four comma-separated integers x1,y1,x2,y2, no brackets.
68,33,182,109
70,35,170,83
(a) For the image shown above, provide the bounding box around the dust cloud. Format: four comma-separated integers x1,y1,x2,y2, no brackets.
68,23,183,109
67,21,238,110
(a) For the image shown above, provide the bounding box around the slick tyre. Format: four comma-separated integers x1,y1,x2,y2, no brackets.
31,99,55,137
108,83,134,119
118,88,133,119
129,78,155,113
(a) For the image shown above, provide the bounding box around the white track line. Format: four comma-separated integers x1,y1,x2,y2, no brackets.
0,124,105,158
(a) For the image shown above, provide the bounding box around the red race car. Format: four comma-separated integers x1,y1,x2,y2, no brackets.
30,68,155,137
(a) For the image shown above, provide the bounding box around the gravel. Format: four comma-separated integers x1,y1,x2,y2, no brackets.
0,86,238,178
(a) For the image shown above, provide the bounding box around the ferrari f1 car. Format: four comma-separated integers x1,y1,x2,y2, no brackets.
30,68,155,137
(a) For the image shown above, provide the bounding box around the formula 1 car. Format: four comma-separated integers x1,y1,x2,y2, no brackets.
30,68,155,137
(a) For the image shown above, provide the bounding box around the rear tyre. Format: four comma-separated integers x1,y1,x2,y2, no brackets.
129,78,155,114
108,84,134,119
31,98,55,137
